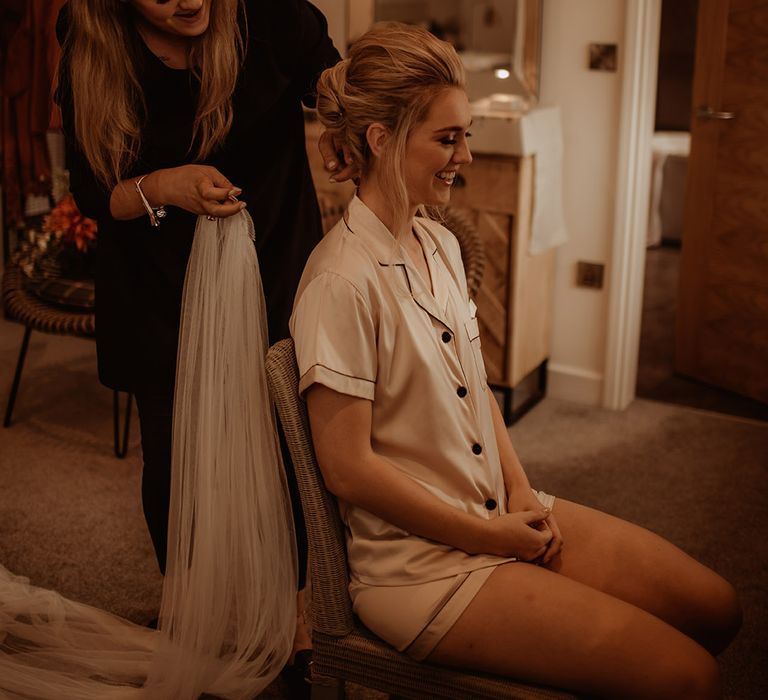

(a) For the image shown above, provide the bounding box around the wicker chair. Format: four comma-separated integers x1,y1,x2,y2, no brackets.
1,263,132,457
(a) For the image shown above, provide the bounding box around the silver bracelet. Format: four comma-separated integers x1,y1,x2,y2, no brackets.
134,175,167,227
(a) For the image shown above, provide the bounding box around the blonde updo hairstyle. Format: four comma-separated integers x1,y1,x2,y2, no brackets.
316,22,465,236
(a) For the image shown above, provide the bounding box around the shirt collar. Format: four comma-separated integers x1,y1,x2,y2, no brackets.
344,195,437,266
344,196,456,331
413,217,439,259
342,195,401,264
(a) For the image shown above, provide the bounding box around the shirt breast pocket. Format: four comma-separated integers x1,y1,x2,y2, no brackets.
464,314,488,390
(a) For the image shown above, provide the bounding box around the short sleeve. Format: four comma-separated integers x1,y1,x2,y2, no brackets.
290,272,377,401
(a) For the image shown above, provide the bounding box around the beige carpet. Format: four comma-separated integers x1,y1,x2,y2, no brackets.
1,316,766,698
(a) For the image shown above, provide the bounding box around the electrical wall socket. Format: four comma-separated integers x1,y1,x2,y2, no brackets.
576,261,605,289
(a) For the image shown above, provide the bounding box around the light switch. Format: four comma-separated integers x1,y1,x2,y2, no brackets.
576,261,605,289
588,44,618,72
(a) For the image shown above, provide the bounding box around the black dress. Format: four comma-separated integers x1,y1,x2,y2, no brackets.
57,0,339,394
56,0,340,581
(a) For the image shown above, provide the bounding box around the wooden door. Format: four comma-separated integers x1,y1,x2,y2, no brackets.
676,0,768,402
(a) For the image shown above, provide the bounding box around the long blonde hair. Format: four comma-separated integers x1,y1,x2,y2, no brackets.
63,0,245,188
316,22,465,236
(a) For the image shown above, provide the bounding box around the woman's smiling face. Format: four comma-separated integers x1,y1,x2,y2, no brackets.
402,87,473,209
129,0,212,38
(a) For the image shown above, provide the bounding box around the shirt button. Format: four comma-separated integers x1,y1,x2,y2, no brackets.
472,443,482,455
485,498,497,511
457,386,467,398
441,331,452,343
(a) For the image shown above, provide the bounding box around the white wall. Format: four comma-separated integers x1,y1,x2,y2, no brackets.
539,0,627,405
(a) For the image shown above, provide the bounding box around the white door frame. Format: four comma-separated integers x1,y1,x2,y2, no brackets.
603,0,663,410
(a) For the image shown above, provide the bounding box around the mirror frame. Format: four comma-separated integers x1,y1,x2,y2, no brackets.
521,0,543,102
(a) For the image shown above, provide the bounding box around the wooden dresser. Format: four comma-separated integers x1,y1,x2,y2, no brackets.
450,154,554,419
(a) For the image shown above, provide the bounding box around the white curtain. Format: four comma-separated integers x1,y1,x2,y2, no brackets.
0,211,297,699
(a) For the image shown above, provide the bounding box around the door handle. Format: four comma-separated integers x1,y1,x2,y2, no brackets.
697,105,736,120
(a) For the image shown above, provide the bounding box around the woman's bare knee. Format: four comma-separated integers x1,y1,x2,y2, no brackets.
653,645,721,700
583,611,722,700
715,580,742,651
692,576,742,655
546,500,741,655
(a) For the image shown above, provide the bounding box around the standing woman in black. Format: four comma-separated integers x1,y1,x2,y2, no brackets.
55,0,340,672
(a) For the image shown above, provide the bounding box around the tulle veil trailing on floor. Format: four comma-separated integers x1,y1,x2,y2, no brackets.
0,211,297,698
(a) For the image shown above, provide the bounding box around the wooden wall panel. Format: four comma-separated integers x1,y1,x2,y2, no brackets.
454,154,553,388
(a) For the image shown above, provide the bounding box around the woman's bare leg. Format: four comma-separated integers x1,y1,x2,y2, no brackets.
543,499,741,654
429,562,721,699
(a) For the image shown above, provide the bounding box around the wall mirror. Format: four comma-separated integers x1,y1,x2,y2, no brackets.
350,0,542,104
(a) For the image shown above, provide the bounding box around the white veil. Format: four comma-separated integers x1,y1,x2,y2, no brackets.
0,211,297,698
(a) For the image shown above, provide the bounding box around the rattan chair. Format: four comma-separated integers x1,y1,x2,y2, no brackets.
1,262,132,457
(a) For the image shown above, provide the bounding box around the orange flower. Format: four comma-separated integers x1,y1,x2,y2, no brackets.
71,217,98,252
43,194,98,252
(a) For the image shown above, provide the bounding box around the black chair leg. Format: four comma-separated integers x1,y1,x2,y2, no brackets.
4,326,32,428
4,328,133,457
113,390,133,458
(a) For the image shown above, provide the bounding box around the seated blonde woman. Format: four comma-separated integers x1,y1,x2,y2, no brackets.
289,22,741,699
